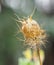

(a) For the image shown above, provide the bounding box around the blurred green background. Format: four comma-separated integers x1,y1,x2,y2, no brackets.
0,0,54,65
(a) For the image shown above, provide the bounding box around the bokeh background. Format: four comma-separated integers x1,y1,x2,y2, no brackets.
0,0,54,65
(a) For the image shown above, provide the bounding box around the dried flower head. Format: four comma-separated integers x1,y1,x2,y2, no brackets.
15,8,47,65
16,16,46,48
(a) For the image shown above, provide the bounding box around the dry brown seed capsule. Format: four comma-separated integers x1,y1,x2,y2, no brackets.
17,16,47,48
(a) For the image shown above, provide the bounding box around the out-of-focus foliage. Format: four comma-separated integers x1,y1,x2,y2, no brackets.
0,7,24,65
19,58,34,65
18,49,45,65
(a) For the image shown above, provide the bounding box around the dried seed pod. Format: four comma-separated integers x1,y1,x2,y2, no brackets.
17,16,47,48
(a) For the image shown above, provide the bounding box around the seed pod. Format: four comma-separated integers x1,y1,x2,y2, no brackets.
17,16,47,48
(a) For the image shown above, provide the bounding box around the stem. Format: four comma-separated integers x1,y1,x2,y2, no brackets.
32,48,36,65
37,48,42,65
32,47,42,65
